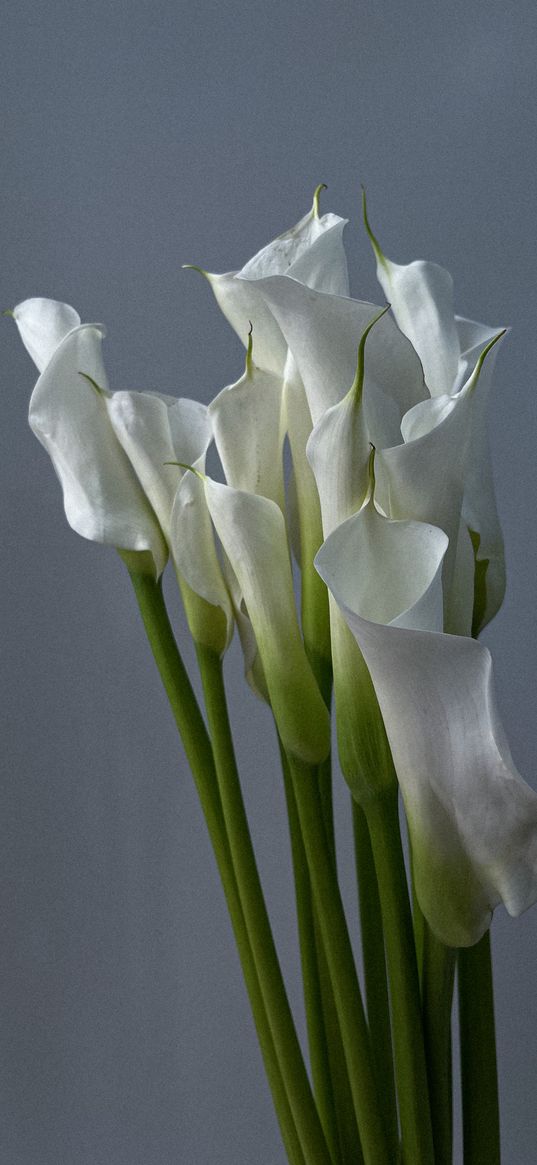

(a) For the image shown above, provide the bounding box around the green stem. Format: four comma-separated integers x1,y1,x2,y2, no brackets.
306,651,336,861
280,744,342,1165
352,801,399,1160
365,791,435,1165
195,643,333,1165
421,923,455,1165
458,930,500,1165
314,916,364,1165
302,654,363,1163
126,570,304,1165
288,754,391,1165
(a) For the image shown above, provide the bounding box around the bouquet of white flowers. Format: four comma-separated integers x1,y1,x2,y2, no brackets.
8,186,537,1165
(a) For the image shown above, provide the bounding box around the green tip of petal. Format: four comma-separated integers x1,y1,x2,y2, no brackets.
361,186,388,271
163,460,206,481
350,304,391,404
79,371,106,397
182,264,209,280
312,183,328,218
468,329,507,395
2,308,15,319
245,320,254,378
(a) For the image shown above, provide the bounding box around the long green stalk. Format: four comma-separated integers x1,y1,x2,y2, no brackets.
421,923,456,1165
458,930,500,1164
288,754,391,1165
352,801,399,1160
365,791,435,1165
279,743,342,1164
195,643,333,1165
288,653,362,1163
126,570,304,1165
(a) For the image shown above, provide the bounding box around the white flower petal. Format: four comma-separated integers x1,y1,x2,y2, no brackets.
221,554,268,700
196,200,349,375
240,206,349,296
377,332,504,619
13,298,81,372
317,502,446,797
170,471,233,649
107,392,210,539
306,373,369,538
249,275,426,426
455,315,501,389
316,506,537,947
282,355,321,560
204,479,330,764
315,502,447,636
27,324,167,575
363,198,460,397
352,623,537,946
377,393,470,607
209,358,285,508
460,335,506,630
203,272,288,375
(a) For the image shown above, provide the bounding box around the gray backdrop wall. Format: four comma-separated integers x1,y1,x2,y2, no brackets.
2,2,537,1162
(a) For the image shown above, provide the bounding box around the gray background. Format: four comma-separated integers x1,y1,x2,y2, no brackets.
2,1,537,1162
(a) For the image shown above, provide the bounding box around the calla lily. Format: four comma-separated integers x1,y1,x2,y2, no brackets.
13,298,167,577
253,264,506,633
193,190,356,664
316,497,537,947
189,186,350,378
200,475,330,765
363,192,507,628
13,297,81,371
13,299,233,649
196,331,287,687
251,274,426,430
375,330,505,630
306,314,403,795
208,332,285,509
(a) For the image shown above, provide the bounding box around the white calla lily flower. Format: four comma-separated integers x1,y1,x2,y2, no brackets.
316,499,537,948
362,191,460,399
202,476,330,764
13,299,232,650
13,297,81,371
363,194,507,628
13,300,167,577
208,332,285,509
189,186,350,377
250,274,426,429
376,331,505,628
203,332,286,681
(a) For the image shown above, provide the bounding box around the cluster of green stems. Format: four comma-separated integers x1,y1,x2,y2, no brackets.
127,563,501,1165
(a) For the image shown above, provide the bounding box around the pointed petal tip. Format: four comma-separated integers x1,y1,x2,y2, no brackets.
182,264,209,280
361,186,385,267
163,460,206,482
351,302,391,402
312,182,328,218
78,370,106,397
2,308,14,319
245,320,254,376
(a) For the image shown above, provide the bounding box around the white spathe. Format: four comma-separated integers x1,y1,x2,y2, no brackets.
192,195,350,376
203,477,330,765
15,304,167,577
248,275,426,429
209,353,285,509
364,202,507,628
316,503,537,947
13,297,81,372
